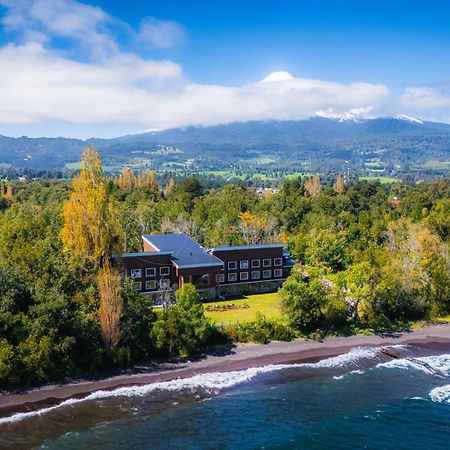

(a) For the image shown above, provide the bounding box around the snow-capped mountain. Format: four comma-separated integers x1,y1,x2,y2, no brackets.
130,128,159,136
314,110,369,123
394,114,424,125
315,110,424,125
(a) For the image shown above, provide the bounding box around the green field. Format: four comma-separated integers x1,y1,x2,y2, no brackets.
359,176,399,184
248,156,278,164
199,170,246,179
65,162,81,170
204,292,283,325
65,162,123,172
421,160,450,170
285,172,311,180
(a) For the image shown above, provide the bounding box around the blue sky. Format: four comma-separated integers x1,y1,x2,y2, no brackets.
96,0,450,87
0,0,450,138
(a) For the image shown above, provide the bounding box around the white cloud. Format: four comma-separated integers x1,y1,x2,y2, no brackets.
0,42,182,124
137,17,186,49
400,85,450,122
0,0,118,58
0,41,389,130
0,0,400,136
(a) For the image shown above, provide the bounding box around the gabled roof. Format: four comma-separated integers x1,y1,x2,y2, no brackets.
142,233,223,269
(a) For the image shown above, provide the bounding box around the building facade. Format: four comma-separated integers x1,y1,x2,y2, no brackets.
121,233,294,300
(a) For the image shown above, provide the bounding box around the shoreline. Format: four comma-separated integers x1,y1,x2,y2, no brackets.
1,323,450,417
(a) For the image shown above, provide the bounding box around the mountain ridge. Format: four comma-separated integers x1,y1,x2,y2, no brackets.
1,116,450,172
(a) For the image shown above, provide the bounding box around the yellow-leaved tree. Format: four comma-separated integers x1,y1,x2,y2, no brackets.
62,148,125,354
334,175,346,194
98,261,123,354
304,175,321,198
61,147,123,267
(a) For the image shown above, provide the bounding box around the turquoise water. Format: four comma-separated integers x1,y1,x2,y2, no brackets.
1,344,449,449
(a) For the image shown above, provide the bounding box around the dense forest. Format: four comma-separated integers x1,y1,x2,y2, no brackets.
0,148,449,387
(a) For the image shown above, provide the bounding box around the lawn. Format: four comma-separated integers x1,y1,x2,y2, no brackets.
204,292,283,325
248,156,278,164
284,172,311,180
359,176,399,184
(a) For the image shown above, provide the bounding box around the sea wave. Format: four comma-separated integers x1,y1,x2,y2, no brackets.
429,384,450,404
377,354,450,377
0,346,400,425
306,347,378,368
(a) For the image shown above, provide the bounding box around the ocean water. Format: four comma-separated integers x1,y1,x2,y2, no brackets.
1,345,449,450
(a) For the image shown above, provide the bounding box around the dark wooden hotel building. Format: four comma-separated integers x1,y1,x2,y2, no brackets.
121,233,294,300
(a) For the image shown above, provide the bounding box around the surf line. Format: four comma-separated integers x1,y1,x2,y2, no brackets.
379,348,444,377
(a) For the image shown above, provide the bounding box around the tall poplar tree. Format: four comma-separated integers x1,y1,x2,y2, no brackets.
98,261,123,354
61,147,123,267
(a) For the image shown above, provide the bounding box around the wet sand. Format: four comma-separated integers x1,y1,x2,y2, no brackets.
1,323,449,417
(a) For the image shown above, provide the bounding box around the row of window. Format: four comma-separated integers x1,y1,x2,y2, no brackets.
133,280,159,291
226,258,282,271
133,268,285,290
219,269,283,283
130,259,283,279
130,267,171,279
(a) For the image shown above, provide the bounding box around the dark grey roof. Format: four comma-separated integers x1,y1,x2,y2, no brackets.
122,251,173,258
142,233,223,269
211,243,284,252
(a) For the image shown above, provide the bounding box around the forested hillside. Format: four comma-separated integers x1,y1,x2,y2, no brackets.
1,117,450,179
0,149,449,387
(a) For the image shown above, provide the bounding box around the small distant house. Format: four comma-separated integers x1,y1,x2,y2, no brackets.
121,233,294,300
391,196,401,208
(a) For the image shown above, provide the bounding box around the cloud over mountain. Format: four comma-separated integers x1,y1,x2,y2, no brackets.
0,0,447,136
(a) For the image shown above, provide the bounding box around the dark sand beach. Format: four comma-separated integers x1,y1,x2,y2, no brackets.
1,323,449,418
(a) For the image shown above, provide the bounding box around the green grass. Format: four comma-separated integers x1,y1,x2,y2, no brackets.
199,170,247,180
421,160,450,170
284,172,311,180
204,292,283,325
65,162,81,170
359,176,399,184
251,173,271,180
248,156,278,164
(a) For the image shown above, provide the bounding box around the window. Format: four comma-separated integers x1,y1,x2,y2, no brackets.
145,267,156,277
160,266,171,276
240,271,249,281
263,270,272,279
132,281,142,291
145,280,157,290
274,258,283,266
228,261,237,270
263,258,272,267
251,259,260,268
251,270,260,280
274,269,283,277
130,268,142,279
218,273,225,283
240,260,249,269
228,273,237,282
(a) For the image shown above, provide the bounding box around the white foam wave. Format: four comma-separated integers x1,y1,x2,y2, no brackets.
0,347,381,425
307,347,378,368
430,384,450,404
0,366,281,425
377,354,450,377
